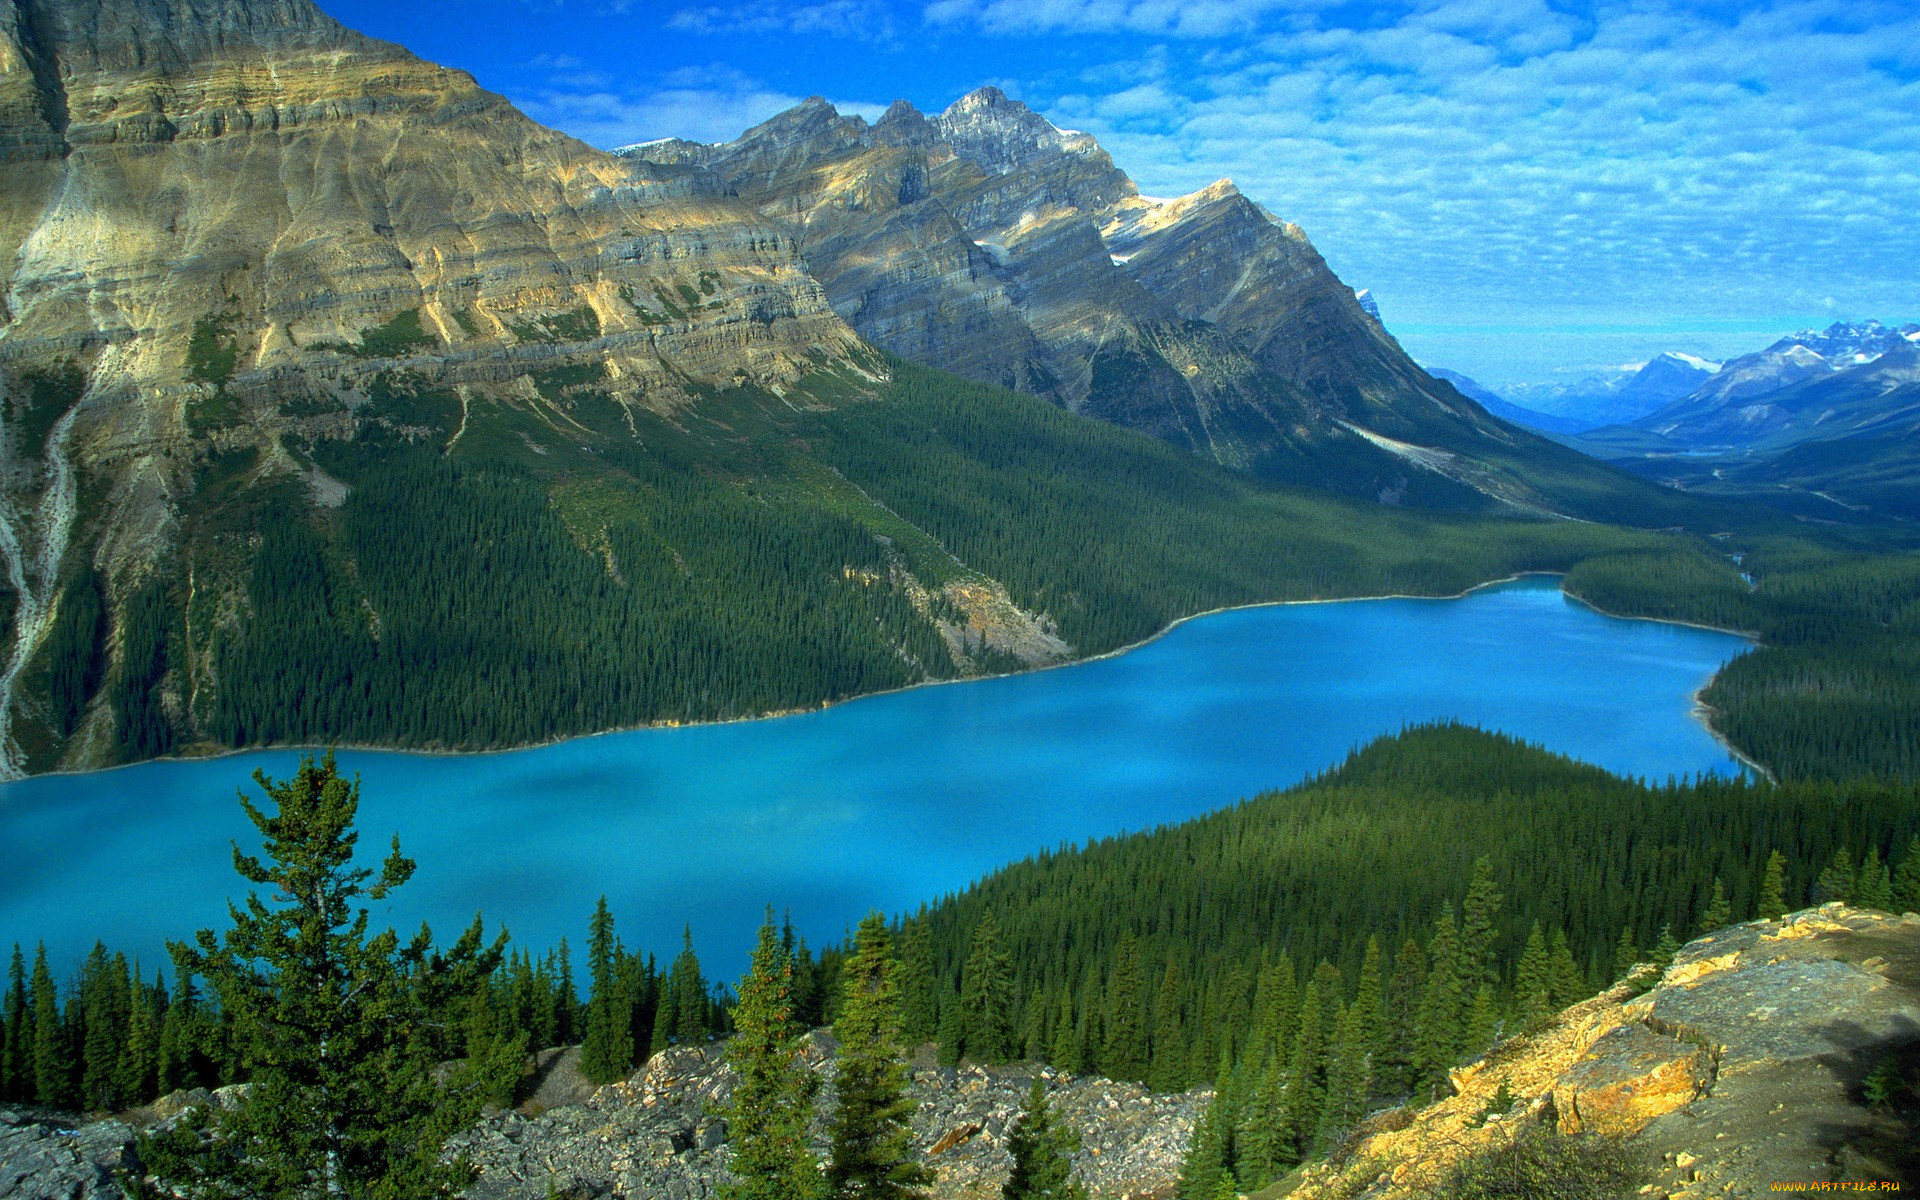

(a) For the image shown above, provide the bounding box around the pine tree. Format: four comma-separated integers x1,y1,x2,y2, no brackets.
1234,1051,1289,1188
1460,984,1499,1059
554,938,580,1044
1814,848,1856,904
668,927,711,1044
1177,1071,1234,1200
1510,922,1551,1033
116,968,162,1106
959,915,1016,1063
1651,924,1682,969
1611,925,1641,983
1101,937,1147,1082
1545,927,1585,1009
1458,858,1504,994
3,945,27,1103
718,912,824,1200
79,943,130,1110
1003,1078,1084,1200
1048,987,1081,1074
1314,1002,1371,1153
826,913,929,1200
1351,936,1387,1097
1148,962,1185,1093
581,896,634,1083
158,753,496,1199
1855,846,1893,910
1413,905,1463,1096
30,944,66,1108
1895,837,1920,913
896,922,937,1047
1698,878,1733,935
1379,939,1423,1097
1759,850,1790,919
1281,962,1341,1154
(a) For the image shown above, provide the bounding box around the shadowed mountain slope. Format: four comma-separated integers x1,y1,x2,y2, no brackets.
623,90,1677,519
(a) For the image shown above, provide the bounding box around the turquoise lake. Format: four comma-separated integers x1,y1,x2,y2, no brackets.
0,578,1750,979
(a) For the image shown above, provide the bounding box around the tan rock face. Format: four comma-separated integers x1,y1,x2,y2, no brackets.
0,0,858,402
1551,1022,1713,1136
1292,906,1920,1200
0,0,869,772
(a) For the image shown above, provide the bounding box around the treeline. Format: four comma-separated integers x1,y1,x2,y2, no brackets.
0,900,733,1114
877,724,1920,1192
811,361,1675,656
44,357,1712,771
1565,535,1920,781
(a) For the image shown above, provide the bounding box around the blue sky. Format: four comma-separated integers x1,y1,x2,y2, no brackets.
324,0,1918,390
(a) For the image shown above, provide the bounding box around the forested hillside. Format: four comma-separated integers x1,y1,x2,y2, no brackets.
894,723,1920,1193
27,359,1702,773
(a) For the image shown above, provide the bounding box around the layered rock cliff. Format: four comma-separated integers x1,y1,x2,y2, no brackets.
0,0,869,775
623,88,1595,509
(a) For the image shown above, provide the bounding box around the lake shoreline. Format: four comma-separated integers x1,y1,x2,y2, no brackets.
7,571,1758,786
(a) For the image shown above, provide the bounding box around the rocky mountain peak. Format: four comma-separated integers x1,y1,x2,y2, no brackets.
934,84,1100,173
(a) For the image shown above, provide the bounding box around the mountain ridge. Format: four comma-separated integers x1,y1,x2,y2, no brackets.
621,88,1664,517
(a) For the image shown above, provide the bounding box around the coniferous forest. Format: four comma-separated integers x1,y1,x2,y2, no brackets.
6,727,1918,1196
7,356,1920,1196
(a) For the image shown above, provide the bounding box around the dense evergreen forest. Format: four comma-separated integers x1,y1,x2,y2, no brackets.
7,727,1915,1194
9,352,1920,1193
889,723,1920,1193
23,357,1723,771
21,352,1914,788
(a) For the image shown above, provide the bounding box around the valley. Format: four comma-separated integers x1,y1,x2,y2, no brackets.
2,0,1918,1195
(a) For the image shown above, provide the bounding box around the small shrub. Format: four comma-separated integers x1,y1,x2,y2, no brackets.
1439,1121,1653,1199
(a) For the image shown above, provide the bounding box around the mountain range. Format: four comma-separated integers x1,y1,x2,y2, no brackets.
1434,352,1721,435
617,89,1642,510
0,0,1702,776
1569,321,1920,519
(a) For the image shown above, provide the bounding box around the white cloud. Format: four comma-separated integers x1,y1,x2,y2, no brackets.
667,0,896,39
515,63,886,147
1009,0,1920,366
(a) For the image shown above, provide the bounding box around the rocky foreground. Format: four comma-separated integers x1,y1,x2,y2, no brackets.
1293,903,1920,1198
7,904,1919,1199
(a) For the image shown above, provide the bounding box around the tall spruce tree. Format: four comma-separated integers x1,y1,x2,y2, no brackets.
30,944,66,1108
1510,922,1551,1032
1458,858,1504,996
1759,850,1791,919
718,912,824,1200
1002,1078,1084,1200
896,922,937,1047
2,945,26,1103
826,913,929,1200
581,896,634,1083
1698,878,1733,935
1101,937,1147,1082
1148,962,1185,1093
1895,837,1920,913
959,915,1015,1063
1855,847,1894,910
156,753,496,1199
1413,905,1463,1097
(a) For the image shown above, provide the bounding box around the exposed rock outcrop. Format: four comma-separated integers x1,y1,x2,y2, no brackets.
1293,904,1920,1198
0,1108,137,1200
452,1037,1203,1200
